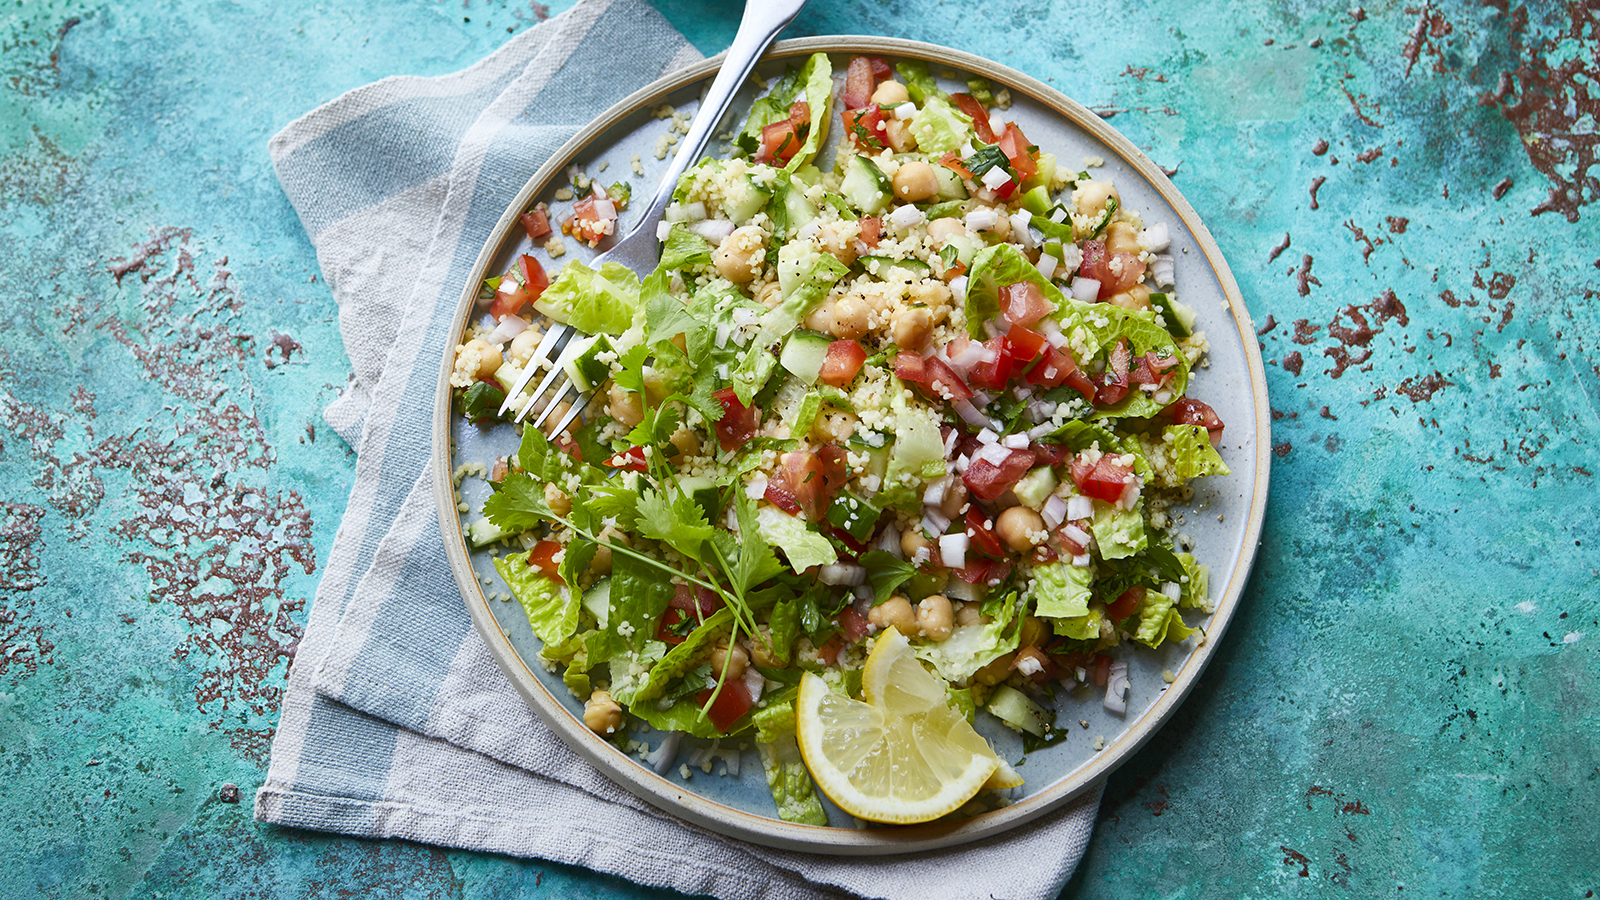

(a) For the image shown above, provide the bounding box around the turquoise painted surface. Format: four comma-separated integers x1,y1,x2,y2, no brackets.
1,1,1595,898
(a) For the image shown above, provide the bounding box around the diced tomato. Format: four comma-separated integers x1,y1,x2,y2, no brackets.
768,450,828,521
1079,238,1147,300
1055,523,1089,556
842,105,887,151
1072,452,1137,503
838,606,871,643
489,456,509,483
755,101,810,165
519,208,551,242
819,445,849,495
1091,654,1113,687
1004,324,1048,363
696,679,753,733
895,353,973,402
859,216,883,247
657,584,724,645
566,193,620,246
953,558,993,584
892,352,926,383
764,478,802,517
1106,586,1145,621
526,541,563,582
950,92,996,143
1167,397,1225,446
942,259,967,282
965,336,1014,391
939,151,975,180
867,56,893,82
1029,543,1059,565
489,254,549,321
712,387,758,452
819,340,867,387
1095,340,1132,407
996,122,1039,182
815,634,844,666
962,447,1036,501
1031,442,1071,467
1000,280,1053,327
965,507,1005,560
842,55,877,109
604,446,648,472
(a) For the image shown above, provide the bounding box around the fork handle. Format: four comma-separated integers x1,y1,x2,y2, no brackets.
633,0,807,232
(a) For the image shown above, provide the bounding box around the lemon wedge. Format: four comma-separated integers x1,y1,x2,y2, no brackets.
795,627,1005,824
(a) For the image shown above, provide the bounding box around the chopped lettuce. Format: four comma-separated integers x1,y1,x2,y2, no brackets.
909,93,975,154
756,506,837,573
494,554,581,646
1165,424,1231,480
659,225,713,270
759,733,828,825
1091,499,1148,560
915,592,1021,683
1029,561,1092,620
532,259,641,335
1132,587,1198,649
635,608,735,705
733,53,832,173
894,59,939,104
964,243,1061,340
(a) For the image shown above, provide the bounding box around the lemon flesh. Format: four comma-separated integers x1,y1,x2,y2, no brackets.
796,627,1004,824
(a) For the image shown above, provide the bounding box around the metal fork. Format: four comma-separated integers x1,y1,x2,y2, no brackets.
500,0,808,433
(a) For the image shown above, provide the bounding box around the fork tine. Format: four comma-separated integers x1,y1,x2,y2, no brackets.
548,391,588,437
515,332,587,425
498,323,574,418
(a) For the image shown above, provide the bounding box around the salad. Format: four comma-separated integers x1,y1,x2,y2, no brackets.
451,53,1230,825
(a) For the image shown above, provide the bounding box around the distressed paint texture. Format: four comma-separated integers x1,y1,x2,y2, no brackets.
1,0,1595,898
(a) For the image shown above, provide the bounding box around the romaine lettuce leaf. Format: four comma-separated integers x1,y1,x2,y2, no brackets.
915,591,1021,682
759,733,828,825
964,243,1061,339
785,52,832,173
909,93,975,154
493,554,581,645
1132,587,1198,649
659,225,712,271
756,506,837,572
894,59,939,104
609,551,677,652
1165,423,1231,480
635,607,734,705
1029,561,1093,620
1091,499,1147,560
532,259,642,335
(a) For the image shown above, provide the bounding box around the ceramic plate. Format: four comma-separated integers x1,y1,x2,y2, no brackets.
433,37,1270,854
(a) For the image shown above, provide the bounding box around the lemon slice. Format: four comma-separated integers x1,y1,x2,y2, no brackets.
796,627,1003,824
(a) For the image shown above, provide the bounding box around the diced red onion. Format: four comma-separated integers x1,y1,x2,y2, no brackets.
1071,553,1092,567
977,442,1012,466
647,732,683,774
922,509,951,535
953,398,990,429
819,564,867,587
888,204,925,230
965,208,1000,232
875,523,903,557
893,101,916,120
1059,242,1083,273
593,198,617,220
1061,523,1092,547
1010,211,1036,248
1067,495,1093,521
1002,432,1030,449
1143,222,1171,252
744,473,768,499
1104,661,1130,715
938,533,968,570
1035,253,1058,280
922,478,948,508
1070,276,1100,303
656,221,674,240
1150,254,1175,287
666,200,706,222
988,112,1006,137
690,219,735,244
1042,494,1068,528
981,166,1012,192
949,274,968,300
1162,582,1182,600
484,314,529,346
1117,476,1142,510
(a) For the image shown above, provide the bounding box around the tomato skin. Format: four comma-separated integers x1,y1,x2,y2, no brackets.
1106,586,1144,621
819,340,867,387
519,209,552,241
755,101,810,165
526,541,563,582
892,352,926,383
962,447,1036,502
489,254,549,321
1004,324,1048,363
996,122,1038,182
604,446,648,472
1072,453,1136,503
1167,397,1225,445
1080,238,1147,300
838,606,871,643
842,105,887,151
859,216,883,247
1090,654,1113,687
965,506,1005,559
696,679,753,733
939,151,975,180
1095,339,1132,407
895,353,973,402
712,387,758,452
768,450,828,521
965,336,1014,391
842,55,876,109
950,92,996,143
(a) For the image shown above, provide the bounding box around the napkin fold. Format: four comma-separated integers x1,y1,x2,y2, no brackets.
255,2,1102,896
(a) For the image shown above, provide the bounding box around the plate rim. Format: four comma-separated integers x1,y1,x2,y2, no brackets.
432,35,1272,854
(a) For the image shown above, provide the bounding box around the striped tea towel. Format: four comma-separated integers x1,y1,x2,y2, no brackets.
254,1,1102,896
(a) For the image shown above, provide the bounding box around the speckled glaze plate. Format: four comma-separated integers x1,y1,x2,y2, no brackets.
434,37,1270,854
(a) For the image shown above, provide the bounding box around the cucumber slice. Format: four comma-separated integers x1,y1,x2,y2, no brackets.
860,255,931,282
582,578,611,629
724,174,773,225
1149,292,1195,338
825,490,882,542
934,165,968,202
561,332,614,393
779,330,833,384
1012,466,1059,510
466,517,511,549
839,154,892,216
677,474,722,523
987,684,1054,737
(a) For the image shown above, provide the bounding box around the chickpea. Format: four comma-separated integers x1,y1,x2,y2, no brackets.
590,525,629,576
996,505,1046,552
607,383,643,427
1019,615,1050,649
883,118,918,153
713,225,766,284
749,625,788,668
709,640,749,681
810,408,857,444
1104,220,1141,256
973,651,1017,686
955,603,983,628
542,399,577,437
916,594,954,641
464,339,502,380
871,80,910,106
583,689,624,735
891,160,940,203
869,595,918,635
901,529,935,564
508,327,542,366
543,482,572,518
1107,284,1153,312
642,370,672,406
816,221,858,267
926,217,968,246
891,306,933,350
1074,180,1121,218
938,478,968,521
907,279,953,315
803,297,836,333
756,280,784,309
830,294,870,340
668,425,701,460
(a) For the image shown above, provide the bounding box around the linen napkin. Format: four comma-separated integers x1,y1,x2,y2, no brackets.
253,2,1103,896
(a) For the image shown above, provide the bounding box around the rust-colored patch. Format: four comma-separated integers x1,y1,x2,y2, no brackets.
1273,442,1293,458
1297,255,1321,296
1386,216,1409,233
266,332,303,370
1268,233,1291,263
1121,65,1168,83
1293,320,1320,345
1493,177,1512,200
1356,146,1383,164
1485,272,1515,300
1397,372,1452,402
1344,220,1376,263
1312,138,1329,156
1258,315,1279,335
0,503,55,681
1283,351,1304,376
1281,846,1311,877
1309,176,1326,210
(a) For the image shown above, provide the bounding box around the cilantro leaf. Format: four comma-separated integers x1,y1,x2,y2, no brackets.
482,471,553,533
859,549,919,606
635,486,715,564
